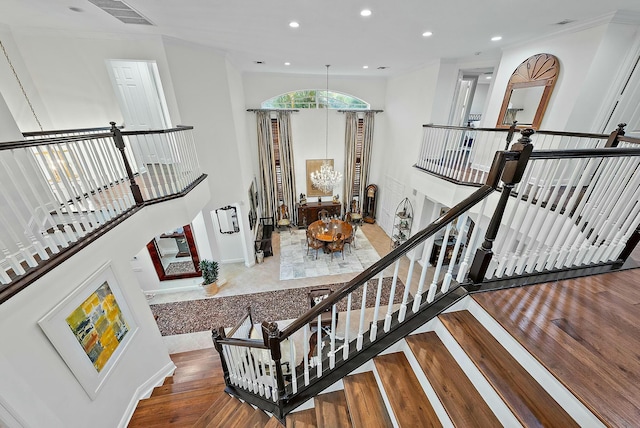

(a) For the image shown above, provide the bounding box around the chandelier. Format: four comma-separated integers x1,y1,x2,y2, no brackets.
310,64,342,193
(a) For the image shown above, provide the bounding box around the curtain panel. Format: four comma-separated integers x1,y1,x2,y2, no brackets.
343,111,375,213
254,110,297,224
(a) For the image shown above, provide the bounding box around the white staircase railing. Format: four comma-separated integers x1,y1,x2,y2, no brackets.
0,124,202,296
416,124,622,185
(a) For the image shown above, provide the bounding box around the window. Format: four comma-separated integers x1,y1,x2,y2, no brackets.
262,90,369,110
271,118,283,201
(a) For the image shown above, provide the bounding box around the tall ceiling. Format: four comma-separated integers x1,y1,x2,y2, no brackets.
2,0,640,77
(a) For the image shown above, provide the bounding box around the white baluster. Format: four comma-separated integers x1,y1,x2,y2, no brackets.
427,223,452,303
316,315,322,378
343,293,352,360
356,281,368,350
329,304,337,369
442,214,469,292
289,338,298,393
398,249,416,322
383,260,400,332
303,325,309,386
457,198,488,282
369,274,384,342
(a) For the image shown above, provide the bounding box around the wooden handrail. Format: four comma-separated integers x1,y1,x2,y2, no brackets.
226,306,254,338
279,183,502,339
0,125,195,151
22,125,120,137
120,125,194,135
422,123,611,139
529,147,640,159
215,338,268,349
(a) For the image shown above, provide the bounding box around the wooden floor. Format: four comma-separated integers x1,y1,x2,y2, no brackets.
473,268,640,427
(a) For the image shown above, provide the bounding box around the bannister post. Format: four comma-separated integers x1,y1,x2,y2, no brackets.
468,128,535,286
262,321,286,419
504,121,518,150
605,123,626,147
616,224,640,266
110,121,144,205
211,327,231,385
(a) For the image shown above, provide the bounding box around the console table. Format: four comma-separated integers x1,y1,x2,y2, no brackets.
297,201,341,228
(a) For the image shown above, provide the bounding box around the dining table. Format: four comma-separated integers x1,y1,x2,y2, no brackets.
308,219,353,251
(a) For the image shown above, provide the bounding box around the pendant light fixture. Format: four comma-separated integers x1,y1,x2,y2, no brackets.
310,64,342,194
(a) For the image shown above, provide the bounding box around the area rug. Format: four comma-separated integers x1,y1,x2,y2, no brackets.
151,277,407,336
164,261,196,275
279,228,380,280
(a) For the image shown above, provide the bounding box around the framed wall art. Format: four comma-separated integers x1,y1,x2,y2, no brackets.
306,159,335,197
38,263,139,400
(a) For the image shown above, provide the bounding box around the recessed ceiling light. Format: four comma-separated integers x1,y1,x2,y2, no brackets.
363,65,369,69
284,62,291,66
360,9,372,17
491,36,502,41
289,21,299,28
422,31,433,37
486,76,492,79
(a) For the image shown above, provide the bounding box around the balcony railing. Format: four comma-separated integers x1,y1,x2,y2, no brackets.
0,123,204,302
415,123,627,185
213,126,640,420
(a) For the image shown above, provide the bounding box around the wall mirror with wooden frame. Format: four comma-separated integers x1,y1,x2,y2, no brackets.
497,53,559,130
147,224,202,281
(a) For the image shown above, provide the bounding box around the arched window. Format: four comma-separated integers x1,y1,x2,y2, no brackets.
262,90,369,110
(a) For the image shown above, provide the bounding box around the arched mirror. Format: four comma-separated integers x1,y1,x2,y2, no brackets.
146,224,202,281
497,53,559,130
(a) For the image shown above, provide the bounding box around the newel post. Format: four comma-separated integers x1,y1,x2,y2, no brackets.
211,327,231,385
110,122,144,205
468,128,535,285
605,123,626,147
262,321,286,418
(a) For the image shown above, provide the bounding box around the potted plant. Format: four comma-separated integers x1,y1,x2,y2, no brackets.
199,259,219,286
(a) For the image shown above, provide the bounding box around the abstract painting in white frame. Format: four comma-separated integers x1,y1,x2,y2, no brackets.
38,262,138,400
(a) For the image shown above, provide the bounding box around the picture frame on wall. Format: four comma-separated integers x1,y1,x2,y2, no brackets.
306,159,335,197
38,263,139,400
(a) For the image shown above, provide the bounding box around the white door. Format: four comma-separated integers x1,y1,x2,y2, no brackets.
603,53,640,135
380,175,405,236
107,60,173,164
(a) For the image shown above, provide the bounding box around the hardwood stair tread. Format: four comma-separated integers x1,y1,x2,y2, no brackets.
439,310,579,427
374,352,442,427
314,390,351,428
406,331,501,427
193,393,235,427
128,388,221,427
244,406,271,427
265,416,286,427
286,408,317,427
342,371,393,428
222,401,259,427
201,394,244,428
151,376,225,397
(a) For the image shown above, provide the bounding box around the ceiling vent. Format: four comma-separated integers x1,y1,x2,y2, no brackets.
87,0,153,25
554,19,575,25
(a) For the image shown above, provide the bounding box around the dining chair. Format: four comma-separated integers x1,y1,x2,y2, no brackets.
277,203,293,233
318,209,330,223
307,230,324,259
327,233,345,261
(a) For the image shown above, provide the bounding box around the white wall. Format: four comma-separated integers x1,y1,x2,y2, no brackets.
0,181,209,428
9,28,181,130
163,38,246,264
482,23,608,131
242,72,387,207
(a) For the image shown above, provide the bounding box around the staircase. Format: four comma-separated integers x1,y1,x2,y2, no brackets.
129,291,618,427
